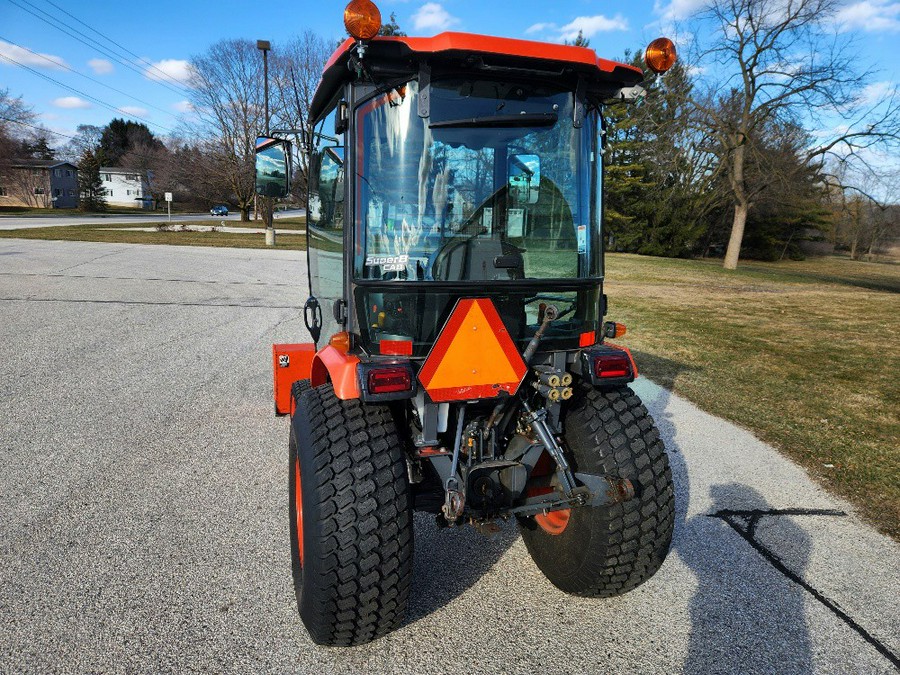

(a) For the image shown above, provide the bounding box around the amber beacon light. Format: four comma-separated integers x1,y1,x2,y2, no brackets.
644,37,677,74
344,0,382,41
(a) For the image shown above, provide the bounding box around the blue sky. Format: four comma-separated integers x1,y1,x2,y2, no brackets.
1,0,899,144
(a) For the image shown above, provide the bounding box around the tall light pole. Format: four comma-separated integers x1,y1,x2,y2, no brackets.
257,39,275,246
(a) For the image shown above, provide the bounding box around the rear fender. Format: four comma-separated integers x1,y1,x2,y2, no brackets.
310,345,361,400
273,343,316,415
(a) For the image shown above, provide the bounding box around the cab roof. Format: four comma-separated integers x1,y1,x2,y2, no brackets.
310,32,644,121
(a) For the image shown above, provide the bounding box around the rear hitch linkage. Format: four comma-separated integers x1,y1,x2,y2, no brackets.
442,403,467,523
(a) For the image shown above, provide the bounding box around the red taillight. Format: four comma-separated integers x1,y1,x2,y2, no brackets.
380,339,413,356
367,367,412,394
594,353,632,379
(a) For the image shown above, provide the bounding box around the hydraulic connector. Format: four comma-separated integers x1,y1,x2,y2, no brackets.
532,382,561,401
534,365,561,387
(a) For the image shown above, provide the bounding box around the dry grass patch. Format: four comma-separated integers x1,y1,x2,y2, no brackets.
0,223,307,250
605,254,899,539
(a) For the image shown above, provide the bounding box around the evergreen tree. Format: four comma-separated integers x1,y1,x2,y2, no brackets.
564,30,590,47
78,148,107,212
604,54,717,257
18,135,54,159
379,13,406,36
731,122,831,260
99,119,163,166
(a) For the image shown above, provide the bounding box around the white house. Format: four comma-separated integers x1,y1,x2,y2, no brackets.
100,167,152,209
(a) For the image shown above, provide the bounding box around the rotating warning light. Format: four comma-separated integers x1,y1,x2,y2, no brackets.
344,0,382,41
645,37,677,74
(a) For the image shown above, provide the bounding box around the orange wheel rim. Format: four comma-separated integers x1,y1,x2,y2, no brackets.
294,456,304,565
535,508,570,535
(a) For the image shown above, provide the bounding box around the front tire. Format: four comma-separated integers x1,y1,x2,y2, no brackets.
519,386,674,596
289,384,413,646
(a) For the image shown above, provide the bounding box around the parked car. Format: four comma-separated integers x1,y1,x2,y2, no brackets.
210,205,229,216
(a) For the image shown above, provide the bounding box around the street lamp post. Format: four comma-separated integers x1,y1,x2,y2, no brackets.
257,39,275,246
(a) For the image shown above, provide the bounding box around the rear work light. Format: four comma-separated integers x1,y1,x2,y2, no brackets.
367,367,412,394
594,353,632,379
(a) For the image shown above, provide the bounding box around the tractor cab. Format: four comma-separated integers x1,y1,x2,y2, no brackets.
261,0,678,648
302,33,646,359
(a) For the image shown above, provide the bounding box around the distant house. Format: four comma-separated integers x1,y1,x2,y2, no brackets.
0,160,79,209
100,168,153,209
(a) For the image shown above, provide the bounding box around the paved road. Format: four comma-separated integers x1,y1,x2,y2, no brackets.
0,209,305,230
0,239,897,674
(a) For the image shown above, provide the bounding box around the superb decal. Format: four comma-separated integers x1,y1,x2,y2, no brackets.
365,254,409,271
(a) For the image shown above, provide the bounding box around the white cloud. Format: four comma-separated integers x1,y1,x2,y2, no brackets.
119,106,148,117
558,15,629,40
173,100,194,113
525,22,555,35
0,41,68,70
858,80,896,105
411,3,460,33
143,58,193,85
525,15,629,42
835,0,900,31
87,58,113,74
654,0,708,22
53,96,91,109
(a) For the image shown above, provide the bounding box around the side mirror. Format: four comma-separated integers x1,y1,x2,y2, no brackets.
255,136,291,198
508,154,540,205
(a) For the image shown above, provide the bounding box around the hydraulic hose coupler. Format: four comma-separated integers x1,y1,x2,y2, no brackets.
560,387,573,400
559,372,573,387
534,366,562,387
532,382,561,402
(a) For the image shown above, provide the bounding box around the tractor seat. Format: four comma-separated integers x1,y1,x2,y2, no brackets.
431,237,524,281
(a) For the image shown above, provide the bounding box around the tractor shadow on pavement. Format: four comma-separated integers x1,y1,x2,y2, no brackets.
405,513,517,623
638,355,815,674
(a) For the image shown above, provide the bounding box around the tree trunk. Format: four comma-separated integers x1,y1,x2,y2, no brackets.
723,202,748,270
241,206,250,222
723,142,747,270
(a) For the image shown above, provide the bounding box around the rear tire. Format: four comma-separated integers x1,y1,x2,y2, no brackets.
289,384,413,646
519,385,674,596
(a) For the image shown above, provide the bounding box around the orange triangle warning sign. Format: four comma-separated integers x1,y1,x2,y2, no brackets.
419,298,527,403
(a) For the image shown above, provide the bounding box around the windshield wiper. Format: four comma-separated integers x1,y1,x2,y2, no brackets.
429,112,558,129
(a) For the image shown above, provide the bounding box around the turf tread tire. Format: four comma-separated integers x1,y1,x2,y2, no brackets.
289,384,412,646
519,385,674,597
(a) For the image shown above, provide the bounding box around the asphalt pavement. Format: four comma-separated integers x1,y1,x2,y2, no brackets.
0,239,897,674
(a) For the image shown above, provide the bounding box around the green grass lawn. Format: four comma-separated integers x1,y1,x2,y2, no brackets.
605,254,899,538
0,222,307,250
214,216,306,230
0,206,169,217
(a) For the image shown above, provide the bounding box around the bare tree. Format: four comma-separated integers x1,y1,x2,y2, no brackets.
271,31,332,202
0,88,34,140
59,124,104,164
826,163,900,259
687,0,900,268
189,39,265,221
0,89,35,182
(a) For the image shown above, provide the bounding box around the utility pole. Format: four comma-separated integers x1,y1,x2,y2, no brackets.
257,39,275,246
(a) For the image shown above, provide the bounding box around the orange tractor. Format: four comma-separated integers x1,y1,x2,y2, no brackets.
257,0,677,647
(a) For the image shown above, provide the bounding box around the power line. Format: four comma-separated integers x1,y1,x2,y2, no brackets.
13,0,192,96
42,0,192,93
3,0,192,100
0,35,180,119
0,52,173,133
1,116,78,141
